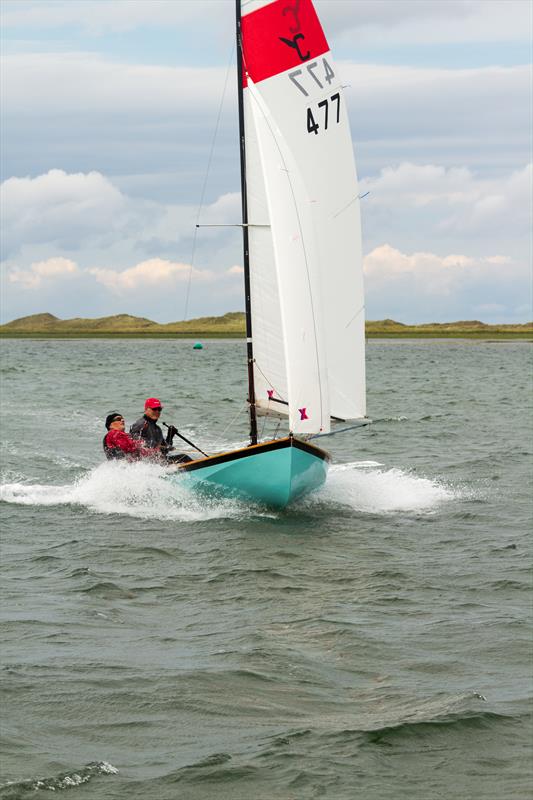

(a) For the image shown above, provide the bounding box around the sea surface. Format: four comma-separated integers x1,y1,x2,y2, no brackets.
0,339,531,799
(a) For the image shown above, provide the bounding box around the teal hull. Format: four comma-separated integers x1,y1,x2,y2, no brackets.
168,437,329,508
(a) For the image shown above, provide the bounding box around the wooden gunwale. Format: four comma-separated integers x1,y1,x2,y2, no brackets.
174,436,330,473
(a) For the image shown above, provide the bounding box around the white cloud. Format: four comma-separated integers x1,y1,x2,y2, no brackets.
363,243,529,322
440,164,532,234
361,161,531,216
8,256,78,288
320,0,529,45
363,244,508,294
4,256,243,295
1,168,122,212
344,63,528,145
1,53,232,116
361,163,476,207
485,256,512,266
2,0,528,45
0,169,245,264
89,259,213,291
202,192,241,223
0,169,127,255
359,162,532,257
1,0,230,33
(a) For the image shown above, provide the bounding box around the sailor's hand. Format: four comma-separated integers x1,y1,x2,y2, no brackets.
165,425,178,446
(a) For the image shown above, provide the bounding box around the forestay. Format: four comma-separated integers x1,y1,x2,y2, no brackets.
241,0,366,434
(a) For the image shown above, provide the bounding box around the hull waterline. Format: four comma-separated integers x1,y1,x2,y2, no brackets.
167,437,329,508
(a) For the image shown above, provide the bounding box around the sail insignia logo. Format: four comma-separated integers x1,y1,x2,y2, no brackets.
279,0,310,62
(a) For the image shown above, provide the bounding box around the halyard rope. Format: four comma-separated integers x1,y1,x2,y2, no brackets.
183,43,235,320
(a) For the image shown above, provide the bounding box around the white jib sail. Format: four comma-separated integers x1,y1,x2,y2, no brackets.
242,0,366,433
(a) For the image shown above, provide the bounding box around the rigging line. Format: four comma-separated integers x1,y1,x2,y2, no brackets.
253,359,287,403
213,398,248,448
308,420,371,439
332,191,369,219
247,81,326,425
345,304,365,329
196,223,270,228
182,41,235,321
259,399,271,439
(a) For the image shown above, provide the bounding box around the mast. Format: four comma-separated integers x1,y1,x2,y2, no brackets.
236,0,258,445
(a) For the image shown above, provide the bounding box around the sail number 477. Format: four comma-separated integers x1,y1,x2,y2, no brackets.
307,94,340,135
288,59,341,136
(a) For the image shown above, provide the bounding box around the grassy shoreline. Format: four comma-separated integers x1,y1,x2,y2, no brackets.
1,331,531,340
1,312,531,340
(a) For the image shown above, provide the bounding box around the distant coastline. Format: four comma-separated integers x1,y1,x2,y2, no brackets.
0,312,531,339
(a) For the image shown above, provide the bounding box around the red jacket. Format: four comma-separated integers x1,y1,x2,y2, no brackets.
103,430,158,461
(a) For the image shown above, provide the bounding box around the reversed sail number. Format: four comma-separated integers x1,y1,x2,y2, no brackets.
289,58,335,96
307,93,340,135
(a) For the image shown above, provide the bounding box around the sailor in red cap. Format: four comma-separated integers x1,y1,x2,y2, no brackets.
128,398,194,464
130,398,168,453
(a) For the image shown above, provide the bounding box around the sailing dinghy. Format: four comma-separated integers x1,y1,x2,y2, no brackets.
169,0,367,508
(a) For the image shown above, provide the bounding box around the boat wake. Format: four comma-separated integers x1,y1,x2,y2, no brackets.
303,461,459,514
0,461,254,522
0,459,460,521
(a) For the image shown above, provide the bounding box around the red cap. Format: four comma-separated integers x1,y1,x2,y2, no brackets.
145,397,163,410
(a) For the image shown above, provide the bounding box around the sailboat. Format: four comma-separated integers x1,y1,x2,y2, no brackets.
169,0,367,508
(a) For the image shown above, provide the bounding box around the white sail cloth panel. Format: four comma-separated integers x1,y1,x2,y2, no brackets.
245,79,330,434
249,59,366,421
243,82,289,420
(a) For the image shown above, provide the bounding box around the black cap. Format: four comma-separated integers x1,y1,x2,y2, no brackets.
105,412,123,429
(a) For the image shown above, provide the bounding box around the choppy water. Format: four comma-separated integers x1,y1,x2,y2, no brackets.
0,339,531,799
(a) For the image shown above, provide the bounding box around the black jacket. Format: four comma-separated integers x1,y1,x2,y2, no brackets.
130,415,165,449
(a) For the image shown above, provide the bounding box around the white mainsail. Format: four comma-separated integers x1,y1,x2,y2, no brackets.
242,0,366,434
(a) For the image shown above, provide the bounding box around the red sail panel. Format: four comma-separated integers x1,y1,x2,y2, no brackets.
242,0,329,86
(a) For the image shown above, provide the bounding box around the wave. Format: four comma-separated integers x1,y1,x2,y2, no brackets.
261,692,519,751
260,710,517,756
1,440,92,471
360,709,517,745
299,462,459,514
0,461,249,522
0,459,460,521
0,761,117,797
137,694,522,789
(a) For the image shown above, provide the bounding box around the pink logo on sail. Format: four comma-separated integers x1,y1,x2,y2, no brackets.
299,407,308,420
267,390,274,399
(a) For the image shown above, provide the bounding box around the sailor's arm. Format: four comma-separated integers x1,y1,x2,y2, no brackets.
114,430,142,454
129,418,146,440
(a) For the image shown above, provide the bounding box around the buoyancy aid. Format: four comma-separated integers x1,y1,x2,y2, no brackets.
103,429,142,460
130,415,165,449
103,434,126,459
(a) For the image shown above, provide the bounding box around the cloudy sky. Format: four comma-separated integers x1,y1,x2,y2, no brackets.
1,0,531,324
